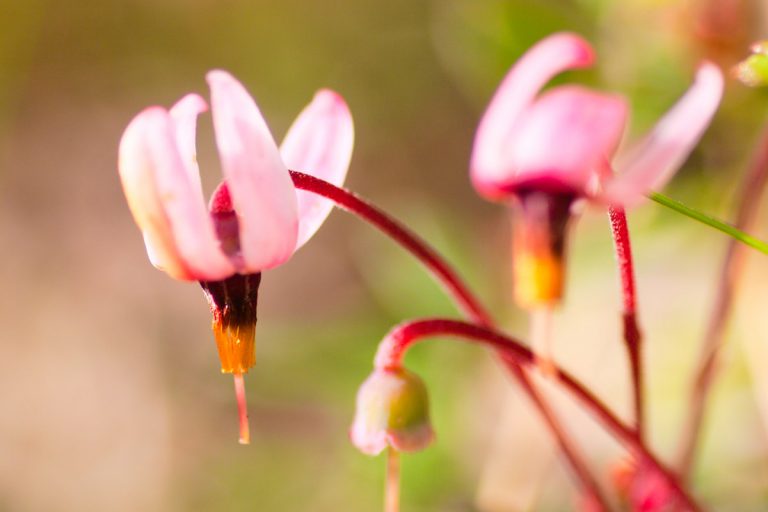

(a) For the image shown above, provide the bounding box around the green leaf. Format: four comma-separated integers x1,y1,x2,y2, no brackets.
649,192,768,255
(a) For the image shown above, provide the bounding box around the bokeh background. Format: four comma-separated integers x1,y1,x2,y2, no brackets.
2,0,768,510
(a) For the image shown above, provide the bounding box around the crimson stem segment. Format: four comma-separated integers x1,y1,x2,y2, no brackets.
290,170,608,509
290,170,493,326
608,206,644,439
375,319,703,512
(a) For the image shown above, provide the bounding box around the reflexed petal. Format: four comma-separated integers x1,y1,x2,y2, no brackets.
471,32,595,199
169,93,207,197
603,62,724,206
280,89,354,249
507,86,628,192
207,70,299,272
119,108,189,280
119,107,236,281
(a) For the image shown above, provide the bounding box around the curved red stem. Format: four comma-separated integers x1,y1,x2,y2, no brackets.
375,318,703,512
290,171,492,327
291,171,609,508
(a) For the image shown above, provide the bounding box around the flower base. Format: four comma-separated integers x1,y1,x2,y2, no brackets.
511,190,574,308
200,272,262,374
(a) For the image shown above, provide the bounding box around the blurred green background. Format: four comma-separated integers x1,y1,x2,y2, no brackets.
1,0,768,510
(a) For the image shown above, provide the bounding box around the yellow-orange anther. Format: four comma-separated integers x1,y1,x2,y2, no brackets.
512,251,564,308
213,320,256,374
510,191,572,309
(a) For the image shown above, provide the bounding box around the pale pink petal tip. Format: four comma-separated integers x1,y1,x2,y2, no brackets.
281,88,354,249
349,421,389,456
207,69,298,273
170,93,208,117
471,32,596,199
604,62,724,207
205,69,237,89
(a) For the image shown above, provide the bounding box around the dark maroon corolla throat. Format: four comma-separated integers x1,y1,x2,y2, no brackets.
504,174,582,198
509,188,576,308
209,182,242,259
200,272,262,374
211,209,241,258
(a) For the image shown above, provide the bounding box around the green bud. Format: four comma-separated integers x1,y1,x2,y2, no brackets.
349,367,434,455
751,41,768,56
734,42,768,87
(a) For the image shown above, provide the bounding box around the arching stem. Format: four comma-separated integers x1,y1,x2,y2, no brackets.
234,372,250,445
375,318,704,512
290,171,492,325
290,171,609,508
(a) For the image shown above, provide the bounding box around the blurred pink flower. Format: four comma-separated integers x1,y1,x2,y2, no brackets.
118,70,354,282
470,32,723,207
612,458,679,512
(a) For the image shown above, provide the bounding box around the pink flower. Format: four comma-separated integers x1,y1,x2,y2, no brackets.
612,458,679,512
470,32,723,207
118,70,354,282
118,70,353,443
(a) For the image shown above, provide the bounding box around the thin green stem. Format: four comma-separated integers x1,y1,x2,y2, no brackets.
649,192,768,254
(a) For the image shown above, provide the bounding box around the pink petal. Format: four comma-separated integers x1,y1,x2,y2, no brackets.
169,93,207,198
119,108,190,280
280,89,354,249
349,417,388,456
118,107,236,281
207,70,299,272
603,62,724,207
506,86,628,192
471,32,595,199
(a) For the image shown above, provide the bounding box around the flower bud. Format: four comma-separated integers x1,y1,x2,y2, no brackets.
350,367,434,455
751,41,768,56
734,42,768,87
